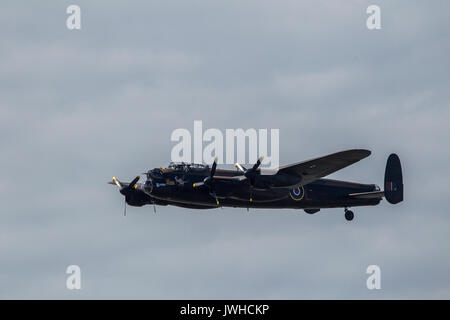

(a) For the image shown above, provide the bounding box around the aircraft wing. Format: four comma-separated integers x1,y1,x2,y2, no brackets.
212,175,247,181
278,149,371,186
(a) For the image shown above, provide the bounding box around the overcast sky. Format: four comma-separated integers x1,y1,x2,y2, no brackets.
1,0,450,299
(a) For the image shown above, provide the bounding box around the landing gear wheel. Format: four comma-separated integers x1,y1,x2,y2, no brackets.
345,210,354,221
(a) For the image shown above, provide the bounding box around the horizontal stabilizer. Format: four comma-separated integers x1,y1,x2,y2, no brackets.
348,191,384,199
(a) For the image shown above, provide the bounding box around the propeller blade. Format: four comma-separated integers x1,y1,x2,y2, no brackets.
210,156,218,177
234,163,245,172
123,198,127,218
211,192,219,206
252,156,264,171
193,182,204,187
128,176,140,189
112,177,122,188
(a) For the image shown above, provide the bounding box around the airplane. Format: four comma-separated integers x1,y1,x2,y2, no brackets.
108,149,403,221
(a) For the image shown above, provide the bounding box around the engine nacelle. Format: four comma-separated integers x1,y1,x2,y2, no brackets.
304,209,320,214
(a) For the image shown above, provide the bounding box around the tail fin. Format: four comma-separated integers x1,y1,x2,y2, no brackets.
384,154,403,204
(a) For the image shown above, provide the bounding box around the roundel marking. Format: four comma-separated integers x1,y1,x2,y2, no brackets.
289,186,305,201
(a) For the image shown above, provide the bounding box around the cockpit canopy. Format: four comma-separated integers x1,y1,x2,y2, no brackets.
167,162,209,171
147,162,209,179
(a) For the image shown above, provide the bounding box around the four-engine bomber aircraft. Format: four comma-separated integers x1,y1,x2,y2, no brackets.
108,149,403,221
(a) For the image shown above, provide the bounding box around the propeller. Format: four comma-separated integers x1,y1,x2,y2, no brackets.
234,156,263,177
110,176,140,217
234,156,264,202
193,157,220,205
193,156,264,204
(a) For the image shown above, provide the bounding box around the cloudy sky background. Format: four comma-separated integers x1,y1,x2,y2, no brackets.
1,0,449,298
